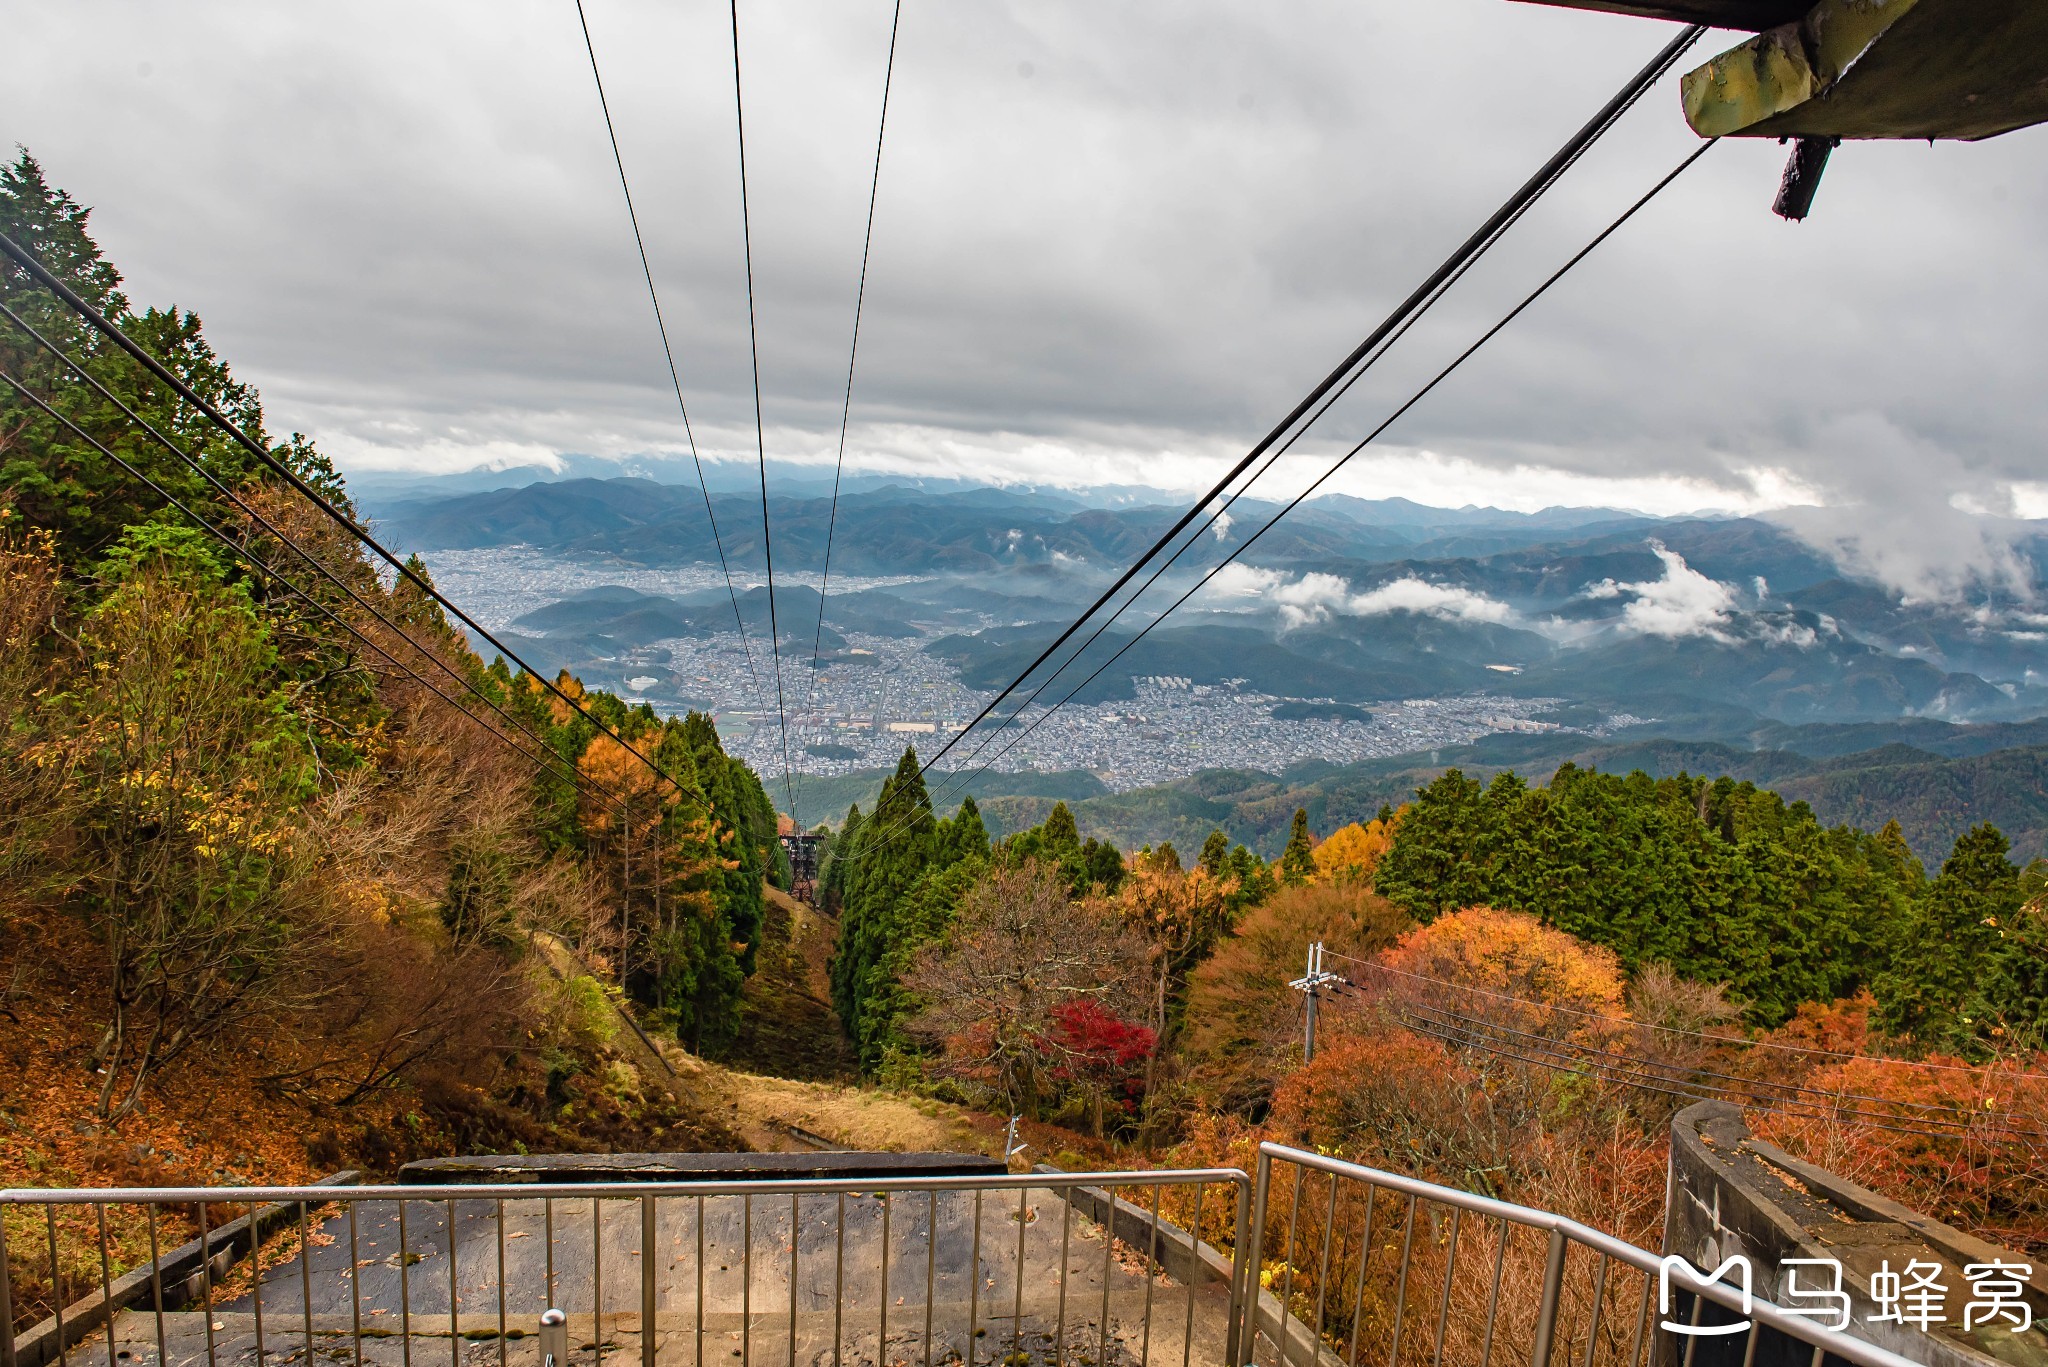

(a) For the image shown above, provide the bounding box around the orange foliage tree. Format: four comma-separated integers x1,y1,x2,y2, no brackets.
1104,847,1238,1133
1180,880,1410,1113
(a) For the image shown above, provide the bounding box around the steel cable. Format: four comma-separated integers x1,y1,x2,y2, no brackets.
0,296,644,818
0,365,629,816
907,22,1706,780
726,0,797,814
917,117,1603,818
916,24,1691,809
573,0,765,715
791,0,905,822
852,138,1718,858
0,228,711,808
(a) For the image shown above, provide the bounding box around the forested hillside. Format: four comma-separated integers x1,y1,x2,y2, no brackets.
0,152,785,1186
973,728,2048,865
814,745,2047,1254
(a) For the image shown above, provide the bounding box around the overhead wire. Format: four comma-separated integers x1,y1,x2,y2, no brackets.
572,0,765,717
792,0,905,824
1384,1004,2048,1150
916,44,1682,809
0,364,628,817
916,113,1605,817
906,22,1707,783
0,299,647,811
726,0,797,815
0,228,715,811
1312,972,2046,1147
855,137,1719,857
0,297,640,816
1323,946,2048,1083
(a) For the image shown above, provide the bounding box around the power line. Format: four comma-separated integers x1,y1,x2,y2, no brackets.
727,0,796,816
1324,946,2048,1083
793,0,905,821
571,0,765,721
907,22,1706,782
862,138,1717,856
0,297,639,817
918,138,1578,816
1313,970,2045,1147
1388,1004,2048,1151
1390,996,2048,1141
0,228,712,811
0,364,626,816
916,42,1678,808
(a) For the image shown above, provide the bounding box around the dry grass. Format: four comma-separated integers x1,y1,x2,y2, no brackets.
696,1062,995,1156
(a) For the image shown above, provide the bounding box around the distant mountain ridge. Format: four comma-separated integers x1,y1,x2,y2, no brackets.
373,476,1669,574
415,477,2048,729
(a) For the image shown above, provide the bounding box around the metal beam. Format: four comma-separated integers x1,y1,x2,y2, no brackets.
1680,0,2048,140
1512,0,1806,32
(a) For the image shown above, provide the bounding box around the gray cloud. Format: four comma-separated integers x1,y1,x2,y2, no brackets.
6,0,2047,595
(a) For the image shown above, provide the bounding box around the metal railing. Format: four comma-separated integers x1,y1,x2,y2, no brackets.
1243,1144,1920,1367
1,1168,1251,1367
3,1147,1929,1367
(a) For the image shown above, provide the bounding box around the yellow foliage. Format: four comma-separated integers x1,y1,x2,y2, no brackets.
1312,813,1398,883
1107,855,1234,944
1379,906,1627,1041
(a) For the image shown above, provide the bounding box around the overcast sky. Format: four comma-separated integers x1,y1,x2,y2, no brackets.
7,0,2046,598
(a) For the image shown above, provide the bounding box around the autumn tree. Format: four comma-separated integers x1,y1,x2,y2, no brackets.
904,860,1148,1118
1182,879,1409,1113
0,535,65,937
69,528,333,1119
1048,998,1156,1138
1313,813,1397,884
1106,847,1237,1128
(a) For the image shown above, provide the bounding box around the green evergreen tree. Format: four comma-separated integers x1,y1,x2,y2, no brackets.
938,795,990,866
1876,824,2021,1051
679,712,767,971
829,748,940,1066
1198,829,1230,876
818,803,863,912
1375,764,1934,1026
1082,837,1125,891
1280,808,1316,886
1983,866,2048,1049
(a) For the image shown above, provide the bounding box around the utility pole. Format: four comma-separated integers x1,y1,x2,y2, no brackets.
1289,940,1343,1063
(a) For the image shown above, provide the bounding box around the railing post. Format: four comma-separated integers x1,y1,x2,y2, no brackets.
642,1196,658,1367
1530,1231,1569,1367
0,1206,15,1367
540,1308,569,1367
1233,1152,1273,1367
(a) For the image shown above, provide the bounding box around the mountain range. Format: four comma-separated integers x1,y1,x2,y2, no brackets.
390,473,2048,762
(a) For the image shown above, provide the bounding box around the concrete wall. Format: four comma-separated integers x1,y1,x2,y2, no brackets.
1664,1102,2047,1367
